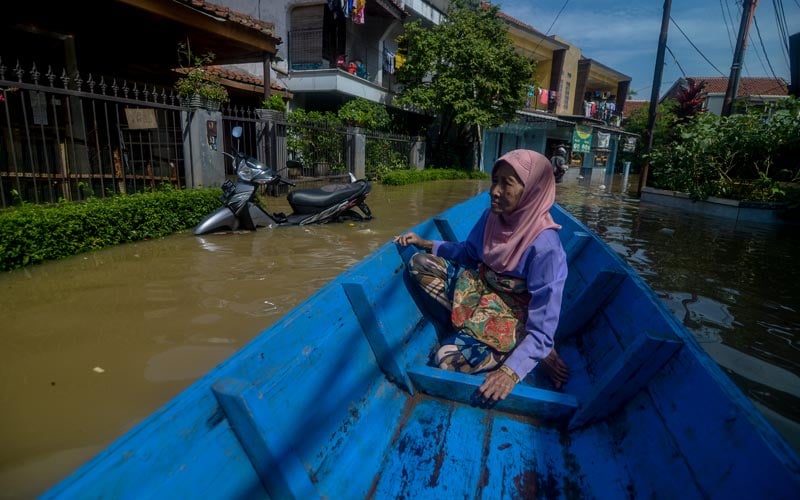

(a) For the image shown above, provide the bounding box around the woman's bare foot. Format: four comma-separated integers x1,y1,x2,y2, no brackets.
539,348,570,389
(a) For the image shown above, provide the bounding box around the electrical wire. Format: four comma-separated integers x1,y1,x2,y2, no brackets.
720,0,735,51
543,0,571,35
530,0,571,55
669,16,727,76
772,0,791,65
753,15,783,82
666,45,687,77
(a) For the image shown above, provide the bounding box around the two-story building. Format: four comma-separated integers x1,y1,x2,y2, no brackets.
481,7,636,175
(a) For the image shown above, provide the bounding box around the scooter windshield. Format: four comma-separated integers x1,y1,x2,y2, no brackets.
238,158,271,182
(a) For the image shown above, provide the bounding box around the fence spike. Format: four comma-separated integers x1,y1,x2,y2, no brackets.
46,66,56,87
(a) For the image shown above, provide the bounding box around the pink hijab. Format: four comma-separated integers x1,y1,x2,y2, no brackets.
482,149,561,273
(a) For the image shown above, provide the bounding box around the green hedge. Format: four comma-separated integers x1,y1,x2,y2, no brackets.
0,187,222,271
381,168,488,185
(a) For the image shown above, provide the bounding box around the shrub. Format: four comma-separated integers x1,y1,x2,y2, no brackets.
382,168,487,185
0,187,222,271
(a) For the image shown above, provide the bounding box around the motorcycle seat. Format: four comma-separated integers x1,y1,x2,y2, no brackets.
288,180,370,215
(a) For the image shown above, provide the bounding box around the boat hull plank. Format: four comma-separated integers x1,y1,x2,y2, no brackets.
212,377,319,499
569,332,683,429
407,364,578,421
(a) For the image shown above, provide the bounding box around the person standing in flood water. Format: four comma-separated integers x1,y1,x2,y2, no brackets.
394,149,570,404
550,146,569,183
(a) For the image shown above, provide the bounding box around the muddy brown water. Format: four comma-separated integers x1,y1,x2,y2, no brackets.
1,173,798,498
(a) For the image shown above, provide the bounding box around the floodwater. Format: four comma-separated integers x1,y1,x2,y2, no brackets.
1,172,798,498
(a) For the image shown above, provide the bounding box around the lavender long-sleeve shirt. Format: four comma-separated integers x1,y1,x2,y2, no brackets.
431,209,568,381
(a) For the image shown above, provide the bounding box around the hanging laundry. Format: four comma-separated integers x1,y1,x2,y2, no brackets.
355,60,368,79
383,48,395,74
352,0,366,24
395,53,406,70
539,89,549,105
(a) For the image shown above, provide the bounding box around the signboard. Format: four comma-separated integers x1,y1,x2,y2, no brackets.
125,108,158,130
572,125,592,153
623,136,637,152
597,132,610,149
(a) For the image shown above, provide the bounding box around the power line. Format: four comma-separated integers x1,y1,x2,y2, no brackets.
720,0,736,51
665,45,687,77
772,0,791,66
531,0,571,55
753,15,782,81
669,16,727,76
543,0,571,35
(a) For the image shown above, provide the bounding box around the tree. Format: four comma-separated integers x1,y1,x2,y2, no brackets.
394,0,534,168
622,98,679,170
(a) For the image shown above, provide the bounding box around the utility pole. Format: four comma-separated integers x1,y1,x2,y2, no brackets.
721,0,759,116
638,0,671,196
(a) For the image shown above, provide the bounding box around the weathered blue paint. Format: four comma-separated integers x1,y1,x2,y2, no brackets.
43,193,800,499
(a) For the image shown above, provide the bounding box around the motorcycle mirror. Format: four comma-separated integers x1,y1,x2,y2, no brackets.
232,126,243,139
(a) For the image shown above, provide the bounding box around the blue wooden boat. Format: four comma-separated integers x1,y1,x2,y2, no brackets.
45,192,800,498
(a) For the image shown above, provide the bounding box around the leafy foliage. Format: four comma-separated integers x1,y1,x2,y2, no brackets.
675,78,707,122
647,97,800,201
338,98,391,130
0,186,222,271
261,94,286,112
622,98,680,168
286,101,409,177
174,42,229,105
286,109,346,172
381,168,488,185
394,0,534,167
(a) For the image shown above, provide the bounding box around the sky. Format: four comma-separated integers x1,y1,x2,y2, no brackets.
496,0,799,99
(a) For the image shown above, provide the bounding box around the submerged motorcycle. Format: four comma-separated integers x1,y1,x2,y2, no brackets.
194,126,373,236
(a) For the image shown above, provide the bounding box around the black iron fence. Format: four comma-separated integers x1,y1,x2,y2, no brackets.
0,59,186,207
0,60,422,208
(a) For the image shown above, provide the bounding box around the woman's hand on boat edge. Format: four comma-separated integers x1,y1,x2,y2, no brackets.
393,232,433,252
477,368,516,403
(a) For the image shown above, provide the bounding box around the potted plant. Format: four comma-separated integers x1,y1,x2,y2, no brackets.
174,42,229,110
261,94,286,112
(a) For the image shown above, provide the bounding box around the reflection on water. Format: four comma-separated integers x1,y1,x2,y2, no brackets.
1,174,798,497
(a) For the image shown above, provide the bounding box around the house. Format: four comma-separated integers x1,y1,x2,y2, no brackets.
481,4,636,174
221,0,443,117
661,76,790,115
4,0,282,102
1,0,283,206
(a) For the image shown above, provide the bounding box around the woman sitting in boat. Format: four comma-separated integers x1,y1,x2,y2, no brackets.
394,149,570,403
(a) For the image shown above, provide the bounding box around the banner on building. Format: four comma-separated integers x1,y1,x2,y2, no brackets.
597,132,610,149
572,125,592,153
623,136,637,152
